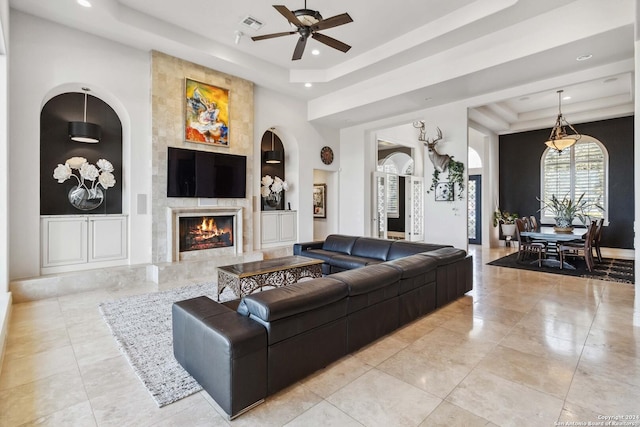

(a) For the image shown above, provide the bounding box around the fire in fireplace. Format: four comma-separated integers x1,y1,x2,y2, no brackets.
179,215,234,252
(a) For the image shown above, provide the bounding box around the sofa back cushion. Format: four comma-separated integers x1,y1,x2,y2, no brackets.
351,237,393,261
387,241,452,260
237,278,349,345
322,234,358,254
330,264,400,314
418,247,467,265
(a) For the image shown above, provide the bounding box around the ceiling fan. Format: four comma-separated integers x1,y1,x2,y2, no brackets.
251,2,353,61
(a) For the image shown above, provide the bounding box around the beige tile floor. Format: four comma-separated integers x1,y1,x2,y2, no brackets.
1,246,638,426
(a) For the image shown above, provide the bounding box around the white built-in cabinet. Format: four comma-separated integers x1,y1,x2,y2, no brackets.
261,211,297,247
41,215,127,273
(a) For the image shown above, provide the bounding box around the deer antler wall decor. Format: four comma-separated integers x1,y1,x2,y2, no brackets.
413,121,465,200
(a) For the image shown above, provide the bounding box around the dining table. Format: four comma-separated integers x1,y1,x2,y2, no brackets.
520,226,587,242
519,226,587,269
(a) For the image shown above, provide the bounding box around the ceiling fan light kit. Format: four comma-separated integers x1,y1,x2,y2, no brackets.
294,8,322,26
251,1,353,60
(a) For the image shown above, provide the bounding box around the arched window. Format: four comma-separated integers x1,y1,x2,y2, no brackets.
468,146,482,169
540,136,608,224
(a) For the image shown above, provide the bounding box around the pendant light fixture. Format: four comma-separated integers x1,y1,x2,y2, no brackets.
544,89,581,153
69,87,101,143
264,127,283,164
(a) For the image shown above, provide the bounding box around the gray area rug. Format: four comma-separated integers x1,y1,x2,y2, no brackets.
99,282,236,407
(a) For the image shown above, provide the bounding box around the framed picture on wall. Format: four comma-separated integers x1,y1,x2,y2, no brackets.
435,182,454,201
313,184,327,218
184,78,229,146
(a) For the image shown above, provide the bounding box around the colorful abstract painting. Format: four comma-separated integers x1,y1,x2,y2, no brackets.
185,78,229,146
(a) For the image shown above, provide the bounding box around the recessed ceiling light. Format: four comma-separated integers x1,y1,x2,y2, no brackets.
603,77,618,83
77,0,92,7
576,54,592,61
304,83,312,88
311,49,320,56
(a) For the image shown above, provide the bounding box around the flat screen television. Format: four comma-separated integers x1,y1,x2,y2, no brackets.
167,147,247,198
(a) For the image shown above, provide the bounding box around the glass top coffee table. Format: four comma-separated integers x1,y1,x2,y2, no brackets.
217,255,324,300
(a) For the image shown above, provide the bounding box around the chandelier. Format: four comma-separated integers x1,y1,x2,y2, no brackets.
544,89,581,152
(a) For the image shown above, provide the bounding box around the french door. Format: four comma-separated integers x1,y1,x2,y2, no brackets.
372,173,423,241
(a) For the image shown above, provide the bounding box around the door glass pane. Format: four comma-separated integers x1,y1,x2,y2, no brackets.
468,179,477,240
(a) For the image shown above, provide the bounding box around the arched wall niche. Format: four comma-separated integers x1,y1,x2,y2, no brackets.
260,128,286,210
40,90,123,215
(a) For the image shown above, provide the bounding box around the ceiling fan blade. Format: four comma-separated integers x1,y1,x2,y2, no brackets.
312,13,353,31
273,5,302,27
292,36,308,60
311,32,351,53
251,31,297,41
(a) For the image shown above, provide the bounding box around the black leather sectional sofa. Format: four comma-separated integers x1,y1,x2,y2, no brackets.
172,235,472,419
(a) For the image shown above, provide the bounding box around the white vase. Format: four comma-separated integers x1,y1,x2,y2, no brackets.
500,223,516,238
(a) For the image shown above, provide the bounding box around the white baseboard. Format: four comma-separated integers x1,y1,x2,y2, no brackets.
0,292,12,378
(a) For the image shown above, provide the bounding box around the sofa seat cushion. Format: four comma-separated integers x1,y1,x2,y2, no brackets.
237,278,348,345
322,234,358,254
351,237,393,261
419,247,467,265
301,249,340,263
330,264,401,313
329,254,382,270
173,296,266,360
387,241,452,260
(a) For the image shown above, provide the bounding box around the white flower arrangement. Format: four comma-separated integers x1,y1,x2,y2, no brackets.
260,175,288,198
53,157,116,192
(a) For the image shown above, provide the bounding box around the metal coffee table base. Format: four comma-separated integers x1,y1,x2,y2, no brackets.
217,259,323,300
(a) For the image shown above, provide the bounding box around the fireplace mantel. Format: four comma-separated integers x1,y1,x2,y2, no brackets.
167,206,243,262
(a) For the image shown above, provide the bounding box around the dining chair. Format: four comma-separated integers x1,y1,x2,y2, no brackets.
591,218,604,262
558,220,597,272
529,215,538,231
515,218,546,267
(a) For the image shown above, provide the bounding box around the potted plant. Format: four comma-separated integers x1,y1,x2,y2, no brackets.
537,193,603,232
493,209,519,239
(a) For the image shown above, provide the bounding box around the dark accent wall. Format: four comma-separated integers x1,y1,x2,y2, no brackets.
499,115,634,249
40,93,123,215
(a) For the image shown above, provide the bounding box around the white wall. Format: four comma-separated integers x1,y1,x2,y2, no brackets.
9,11,152,279
339,103,469,249
338,126,371,235
418,104,469,250
312,169,338,240
634,0,640,322
0,0,11,377
254,86,338,245
0,0,8,290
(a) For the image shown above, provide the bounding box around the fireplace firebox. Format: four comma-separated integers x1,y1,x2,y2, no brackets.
179,216,234,252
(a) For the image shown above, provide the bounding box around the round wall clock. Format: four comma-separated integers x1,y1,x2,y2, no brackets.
320,146,334,165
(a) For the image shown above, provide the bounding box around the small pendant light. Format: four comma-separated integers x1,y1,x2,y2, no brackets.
264,127,283,164
69,87,101,143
